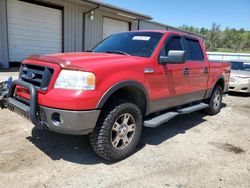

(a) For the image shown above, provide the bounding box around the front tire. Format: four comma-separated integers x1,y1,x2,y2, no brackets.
89,100,142,161
204,85,223,115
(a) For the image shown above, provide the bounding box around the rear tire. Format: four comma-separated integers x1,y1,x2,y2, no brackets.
204,85,223,115
89,100,142,162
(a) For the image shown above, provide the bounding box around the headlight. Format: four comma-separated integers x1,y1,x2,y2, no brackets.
239,77,250,84
54,70,95,90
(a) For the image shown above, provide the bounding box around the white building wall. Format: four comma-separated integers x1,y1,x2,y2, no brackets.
0,0,9,68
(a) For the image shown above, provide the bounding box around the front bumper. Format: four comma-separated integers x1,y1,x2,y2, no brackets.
39,106,100,135
229,82,250,93
6,80,100,135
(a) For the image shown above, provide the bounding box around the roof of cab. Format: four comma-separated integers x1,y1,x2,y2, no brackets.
121,30,203,40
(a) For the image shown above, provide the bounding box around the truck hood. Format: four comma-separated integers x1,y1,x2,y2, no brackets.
24,52,147,70
231,70,250,78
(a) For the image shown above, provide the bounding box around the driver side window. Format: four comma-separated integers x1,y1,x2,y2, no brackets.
159,36,183,56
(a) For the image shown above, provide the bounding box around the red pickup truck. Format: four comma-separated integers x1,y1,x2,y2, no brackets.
4,31,230,161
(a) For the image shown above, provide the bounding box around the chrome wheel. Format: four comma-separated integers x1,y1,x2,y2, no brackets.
213,90,221,110
110,113,136,149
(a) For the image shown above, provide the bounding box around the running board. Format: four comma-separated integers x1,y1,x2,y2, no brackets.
144,103,209,128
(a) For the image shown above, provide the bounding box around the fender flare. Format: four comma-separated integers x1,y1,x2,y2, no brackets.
205,76,225,99
96,80,150,114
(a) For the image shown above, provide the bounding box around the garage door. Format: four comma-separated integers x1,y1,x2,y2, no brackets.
103,17,129,39
7,0,62,62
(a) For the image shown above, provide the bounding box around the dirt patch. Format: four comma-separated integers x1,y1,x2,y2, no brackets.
0,150,37,173
222,143,245,154
209,142,245,154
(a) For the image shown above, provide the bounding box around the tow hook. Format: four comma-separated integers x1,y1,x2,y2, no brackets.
0,76,12,109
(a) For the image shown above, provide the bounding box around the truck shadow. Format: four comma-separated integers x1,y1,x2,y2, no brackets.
26,129,110,165
139,112,206,147
26,111,216,165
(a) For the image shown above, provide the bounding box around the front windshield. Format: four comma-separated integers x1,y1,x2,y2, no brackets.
230,61,250,72
91,32,164,57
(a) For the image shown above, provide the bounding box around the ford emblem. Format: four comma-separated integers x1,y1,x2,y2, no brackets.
26,71,35,79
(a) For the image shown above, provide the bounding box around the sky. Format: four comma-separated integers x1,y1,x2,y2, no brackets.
103,0,250,30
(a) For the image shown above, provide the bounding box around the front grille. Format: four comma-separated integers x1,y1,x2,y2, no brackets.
20,64,54,90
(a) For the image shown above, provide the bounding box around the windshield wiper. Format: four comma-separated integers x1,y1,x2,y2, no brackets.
86,50,93,52
106,50,129,56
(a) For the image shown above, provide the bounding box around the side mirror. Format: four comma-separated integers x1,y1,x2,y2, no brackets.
159,50,186,64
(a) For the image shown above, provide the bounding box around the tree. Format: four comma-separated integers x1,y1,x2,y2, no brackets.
240,32,250,51
179,23,250,53
206,23,222,51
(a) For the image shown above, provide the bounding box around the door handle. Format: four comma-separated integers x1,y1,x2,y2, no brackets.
183,68,189,75
203,67,208,74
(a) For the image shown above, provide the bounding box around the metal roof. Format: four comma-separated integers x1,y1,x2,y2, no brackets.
145,20,207,39
82,0,152,20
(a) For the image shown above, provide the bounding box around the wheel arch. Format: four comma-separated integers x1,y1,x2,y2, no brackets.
96,81,150,116
205,76,225,99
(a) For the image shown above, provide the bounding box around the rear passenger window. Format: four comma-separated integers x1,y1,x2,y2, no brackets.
160,37,183,56
186,39,204,61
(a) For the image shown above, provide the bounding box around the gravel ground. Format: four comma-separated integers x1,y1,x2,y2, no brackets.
0,71,249,188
